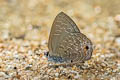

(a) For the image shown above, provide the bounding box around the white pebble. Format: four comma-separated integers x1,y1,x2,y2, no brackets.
55,73,59,77
100,55,105,58
74,74,80,79
114,14,120,21
115,37,120,45
0,72,6,77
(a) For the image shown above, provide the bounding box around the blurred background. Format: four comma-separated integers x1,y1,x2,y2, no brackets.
0,0,120,43
0,0,120,79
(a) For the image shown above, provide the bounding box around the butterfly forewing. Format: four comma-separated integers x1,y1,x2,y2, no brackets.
48,12,80,56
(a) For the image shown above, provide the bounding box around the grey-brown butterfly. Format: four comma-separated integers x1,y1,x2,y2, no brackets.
45,12,93,65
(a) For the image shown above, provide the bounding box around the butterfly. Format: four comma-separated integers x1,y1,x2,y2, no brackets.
45,12,93,66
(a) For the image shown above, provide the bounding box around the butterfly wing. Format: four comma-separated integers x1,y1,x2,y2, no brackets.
48,12,81,57
56,33,85,62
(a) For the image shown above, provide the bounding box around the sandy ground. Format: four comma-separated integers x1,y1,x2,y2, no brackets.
0,0,120,80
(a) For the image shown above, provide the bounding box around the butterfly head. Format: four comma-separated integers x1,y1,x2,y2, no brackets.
82,36,93,61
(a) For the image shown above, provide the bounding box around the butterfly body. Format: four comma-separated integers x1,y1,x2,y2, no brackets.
46,12,93,64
